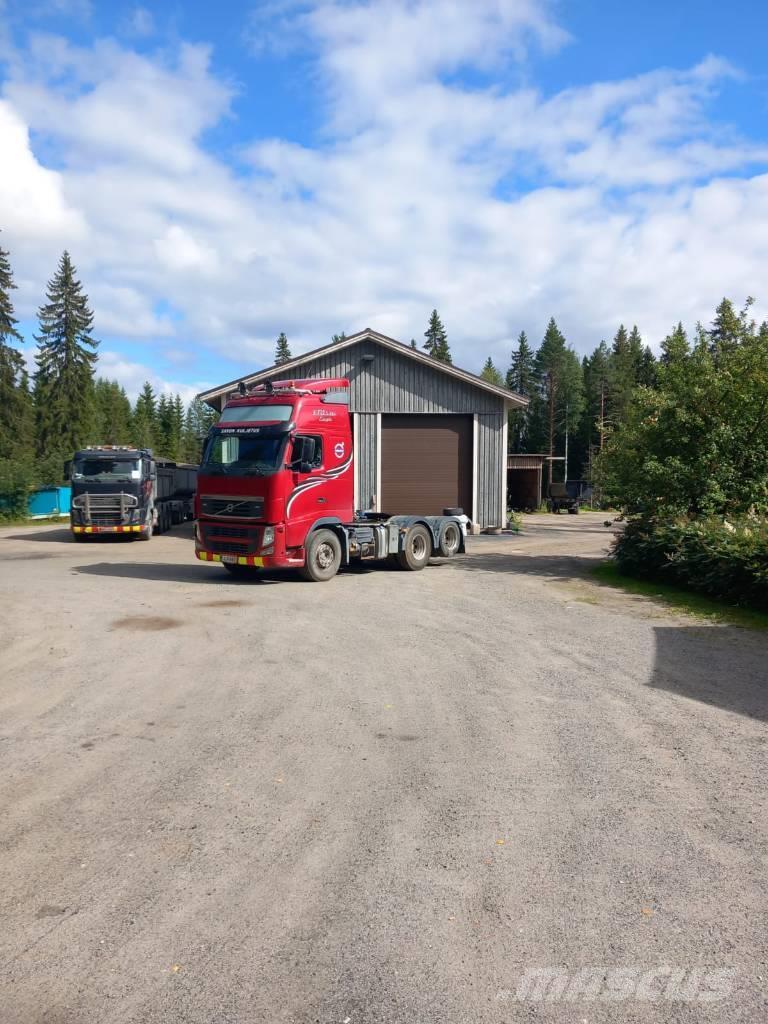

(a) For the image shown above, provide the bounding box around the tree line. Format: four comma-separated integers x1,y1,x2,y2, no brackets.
0,241,216,515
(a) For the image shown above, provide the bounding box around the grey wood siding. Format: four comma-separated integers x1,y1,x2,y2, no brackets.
355,413,378,511
220,338,507,525
260,338,504,414
476,413,505,527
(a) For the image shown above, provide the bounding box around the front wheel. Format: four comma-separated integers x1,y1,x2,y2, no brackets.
397,523,431,571
138,517,153,541
300,529,342,582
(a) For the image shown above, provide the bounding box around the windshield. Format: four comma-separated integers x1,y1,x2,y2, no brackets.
73,458,141,482
220,404,293,423
202,432,285,476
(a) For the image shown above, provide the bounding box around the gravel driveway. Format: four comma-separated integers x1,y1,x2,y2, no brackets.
1,513,765,1023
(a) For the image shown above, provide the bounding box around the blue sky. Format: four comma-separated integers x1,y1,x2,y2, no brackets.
1,0,767,400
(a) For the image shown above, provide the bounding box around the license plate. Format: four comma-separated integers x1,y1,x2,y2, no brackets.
221,554,238,565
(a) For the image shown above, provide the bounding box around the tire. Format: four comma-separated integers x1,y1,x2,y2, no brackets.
442,506,464,517
72,532,88,543
438,521,461,558
138,517,153,541
396,523,431,571
300,529,342,582
568,506,579,515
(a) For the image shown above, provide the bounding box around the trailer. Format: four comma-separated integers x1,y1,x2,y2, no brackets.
547,481,581,514
194,379,467,581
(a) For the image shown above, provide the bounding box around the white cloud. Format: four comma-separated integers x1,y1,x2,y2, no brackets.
0,0,767,385
96,350,210,404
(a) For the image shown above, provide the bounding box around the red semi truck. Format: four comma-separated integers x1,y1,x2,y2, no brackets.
194,378,467,581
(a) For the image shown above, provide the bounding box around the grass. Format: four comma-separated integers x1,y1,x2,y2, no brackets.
0,515,68,528
591,560,768,631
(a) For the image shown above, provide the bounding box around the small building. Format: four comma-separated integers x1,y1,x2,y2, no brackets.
198,328,527,529
507,454,565,510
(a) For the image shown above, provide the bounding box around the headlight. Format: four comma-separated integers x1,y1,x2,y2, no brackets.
262,526,275,546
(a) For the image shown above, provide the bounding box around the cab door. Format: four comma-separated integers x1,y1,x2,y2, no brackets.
284,434,325,547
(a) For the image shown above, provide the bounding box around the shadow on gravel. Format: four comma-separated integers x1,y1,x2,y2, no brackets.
650,626,767,722
3,527,76,543
74,562,283,584
453,551,601,579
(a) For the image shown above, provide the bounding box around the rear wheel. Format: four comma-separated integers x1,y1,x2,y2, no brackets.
300,529,342,582
568,506,579,515
438,521,461,558
397,523,431,571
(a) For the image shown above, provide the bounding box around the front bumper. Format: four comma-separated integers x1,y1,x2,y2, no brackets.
196,549,264,567
72,524,146,535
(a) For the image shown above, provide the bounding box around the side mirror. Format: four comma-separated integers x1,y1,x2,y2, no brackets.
149,461,157,480
63,460,72,481
291,437,316,472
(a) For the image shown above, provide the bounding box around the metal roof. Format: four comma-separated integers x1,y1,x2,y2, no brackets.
197,328,528,408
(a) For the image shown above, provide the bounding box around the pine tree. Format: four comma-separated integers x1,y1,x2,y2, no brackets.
132,381,158,450
0,238,26,460
275,332,292,365
528,319,584,481
638,346,657,388
331,332,347,345
423,310,451,363
410,338,417,350
480,357,503,386
33,251,98,465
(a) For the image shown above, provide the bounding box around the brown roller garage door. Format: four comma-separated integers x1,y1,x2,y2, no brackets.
381,414,473,516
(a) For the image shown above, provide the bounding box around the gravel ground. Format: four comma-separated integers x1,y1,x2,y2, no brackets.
0,512,766,1023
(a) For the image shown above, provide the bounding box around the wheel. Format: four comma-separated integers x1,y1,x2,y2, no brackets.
138,517,153,541
396,523,431,571
438,521,461,558
300,529,342,582
72,532,88,543
442,506,464,517
568,506,579,515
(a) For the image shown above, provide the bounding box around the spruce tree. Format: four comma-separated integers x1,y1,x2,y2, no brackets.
33,251,98,464
506,331,536,454
132,381,158,450
182,398,218,462
410,338,417,350
660,322,690,365
331,332,347,345
275,332,292,365
94,379,132,445
607,324,636,428
423,309,451,363
0,238,26,460
480,357,503,386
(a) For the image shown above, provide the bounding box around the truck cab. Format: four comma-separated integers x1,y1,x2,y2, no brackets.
195,379,466,581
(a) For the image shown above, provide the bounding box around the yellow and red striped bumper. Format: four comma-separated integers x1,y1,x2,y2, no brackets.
72,525,144,534
196,550,264,567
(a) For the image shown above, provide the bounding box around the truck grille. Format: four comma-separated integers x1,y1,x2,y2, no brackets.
200,496,264,519
72,492,137,526
200,522,261,554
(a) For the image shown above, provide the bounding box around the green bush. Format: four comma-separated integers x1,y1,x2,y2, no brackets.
0,458,36,521
613,516,768,609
